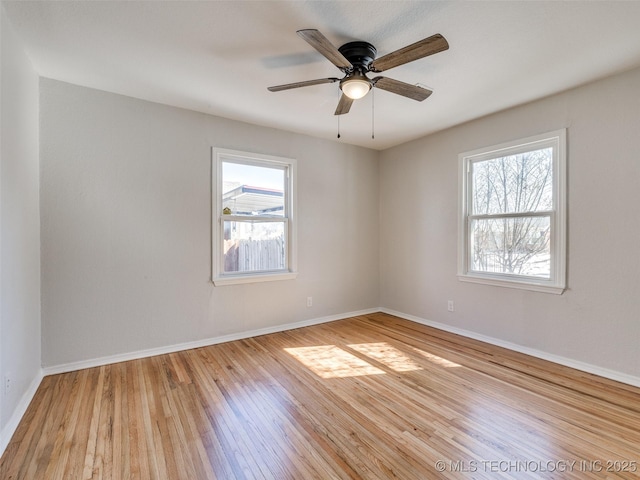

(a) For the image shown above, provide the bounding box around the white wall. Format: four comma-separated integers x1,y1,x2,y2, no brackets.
380,66,640,379
0,6,41,451
39,79,380,368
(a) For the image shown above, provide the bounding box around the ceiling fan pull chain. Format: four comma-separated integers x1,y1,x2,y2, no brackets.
269,29,448,141
371,88,375,140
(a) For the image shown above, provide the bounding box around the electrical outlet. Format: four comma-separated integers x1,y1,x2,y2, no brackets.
4,374,12,396
447,300,454,312
306,296,313,307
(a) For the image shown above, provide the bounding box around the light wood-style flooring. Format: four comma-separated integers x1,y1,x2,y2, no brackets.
2,313,640,479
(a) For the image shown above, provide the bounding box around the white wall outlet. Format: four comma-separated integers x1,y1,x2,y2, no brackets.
447,300,454,312
4,373,12,396
306,296,313,307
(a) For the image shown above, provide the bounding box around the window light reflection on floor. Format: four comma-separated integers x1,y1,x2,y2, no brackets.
285,342,460,379
284,345,385,378
347,343,423,372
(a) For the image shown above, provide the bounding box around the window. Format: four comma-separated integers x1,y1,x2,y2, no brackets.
458,130,566,294
212,148,297,285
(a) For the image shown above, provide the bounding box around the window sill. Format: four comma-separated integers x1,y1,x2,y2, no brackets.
213,271,297,286
458,273,565,295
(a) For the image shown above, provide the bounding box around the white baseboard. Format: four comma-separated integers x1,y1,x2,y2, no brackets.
43,306,640,387
10,306,638,461
43,308,379,376
0,369,44,458
381,308,640,389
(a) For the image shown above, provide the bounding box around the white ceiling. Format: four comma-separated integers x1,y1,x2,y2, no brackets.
4,1,640,150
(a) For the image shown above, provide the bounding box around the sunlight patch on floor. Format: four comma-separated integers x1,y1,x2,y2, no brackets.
347,342,423,372
284,345,385,378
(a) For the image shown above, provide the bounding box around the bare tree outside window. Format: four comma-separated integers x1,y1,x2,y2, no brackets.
459,130,566,293
470,148,553,278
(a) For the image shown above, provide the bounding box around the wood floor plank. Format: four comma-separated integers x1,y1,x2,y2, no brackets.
2,312,640,479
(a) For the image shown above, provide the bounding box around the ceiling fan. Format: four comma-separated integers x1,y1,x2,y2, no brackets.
268,29,449,115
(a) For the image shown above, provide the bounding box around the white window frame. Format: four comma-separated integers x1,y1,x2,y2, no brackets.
457,129,566,294
212,148,297,286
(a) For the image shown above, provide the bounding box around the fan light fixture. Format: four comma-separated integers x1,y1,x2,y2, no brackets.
340,74,371,100
268,29,449,117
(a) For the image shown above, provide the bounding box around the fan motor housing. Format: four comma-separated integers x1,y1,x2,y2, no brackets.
338,41,377,69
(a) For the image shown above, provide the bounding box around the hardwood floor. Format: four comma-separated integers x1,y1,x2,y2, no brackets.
2,312,640,479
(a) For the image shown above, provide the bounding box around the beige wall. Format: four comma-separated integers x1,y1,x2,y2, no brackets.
38,65,640,381
380,66,640,379
39,79,380,367
0,6,41,446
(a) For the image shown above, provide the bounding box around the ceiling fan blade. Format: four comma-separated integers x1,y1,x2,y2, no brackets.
334,94,354,115
372,77,433,101
268,77,340,92
370,34,449,72
297,29,353,71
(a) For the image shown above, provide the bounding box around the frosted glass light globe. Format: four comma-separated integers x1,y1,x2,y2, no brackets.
341,77,371,99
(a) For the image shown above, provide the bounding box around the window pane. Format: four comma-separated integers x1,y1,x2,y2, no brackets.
472,148,553,215
470,216,551,278
223,221,286,273
222,162,285,216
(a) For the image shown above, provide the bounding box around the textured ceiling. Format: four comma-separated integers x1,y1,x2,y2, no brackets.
4,1,640,150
